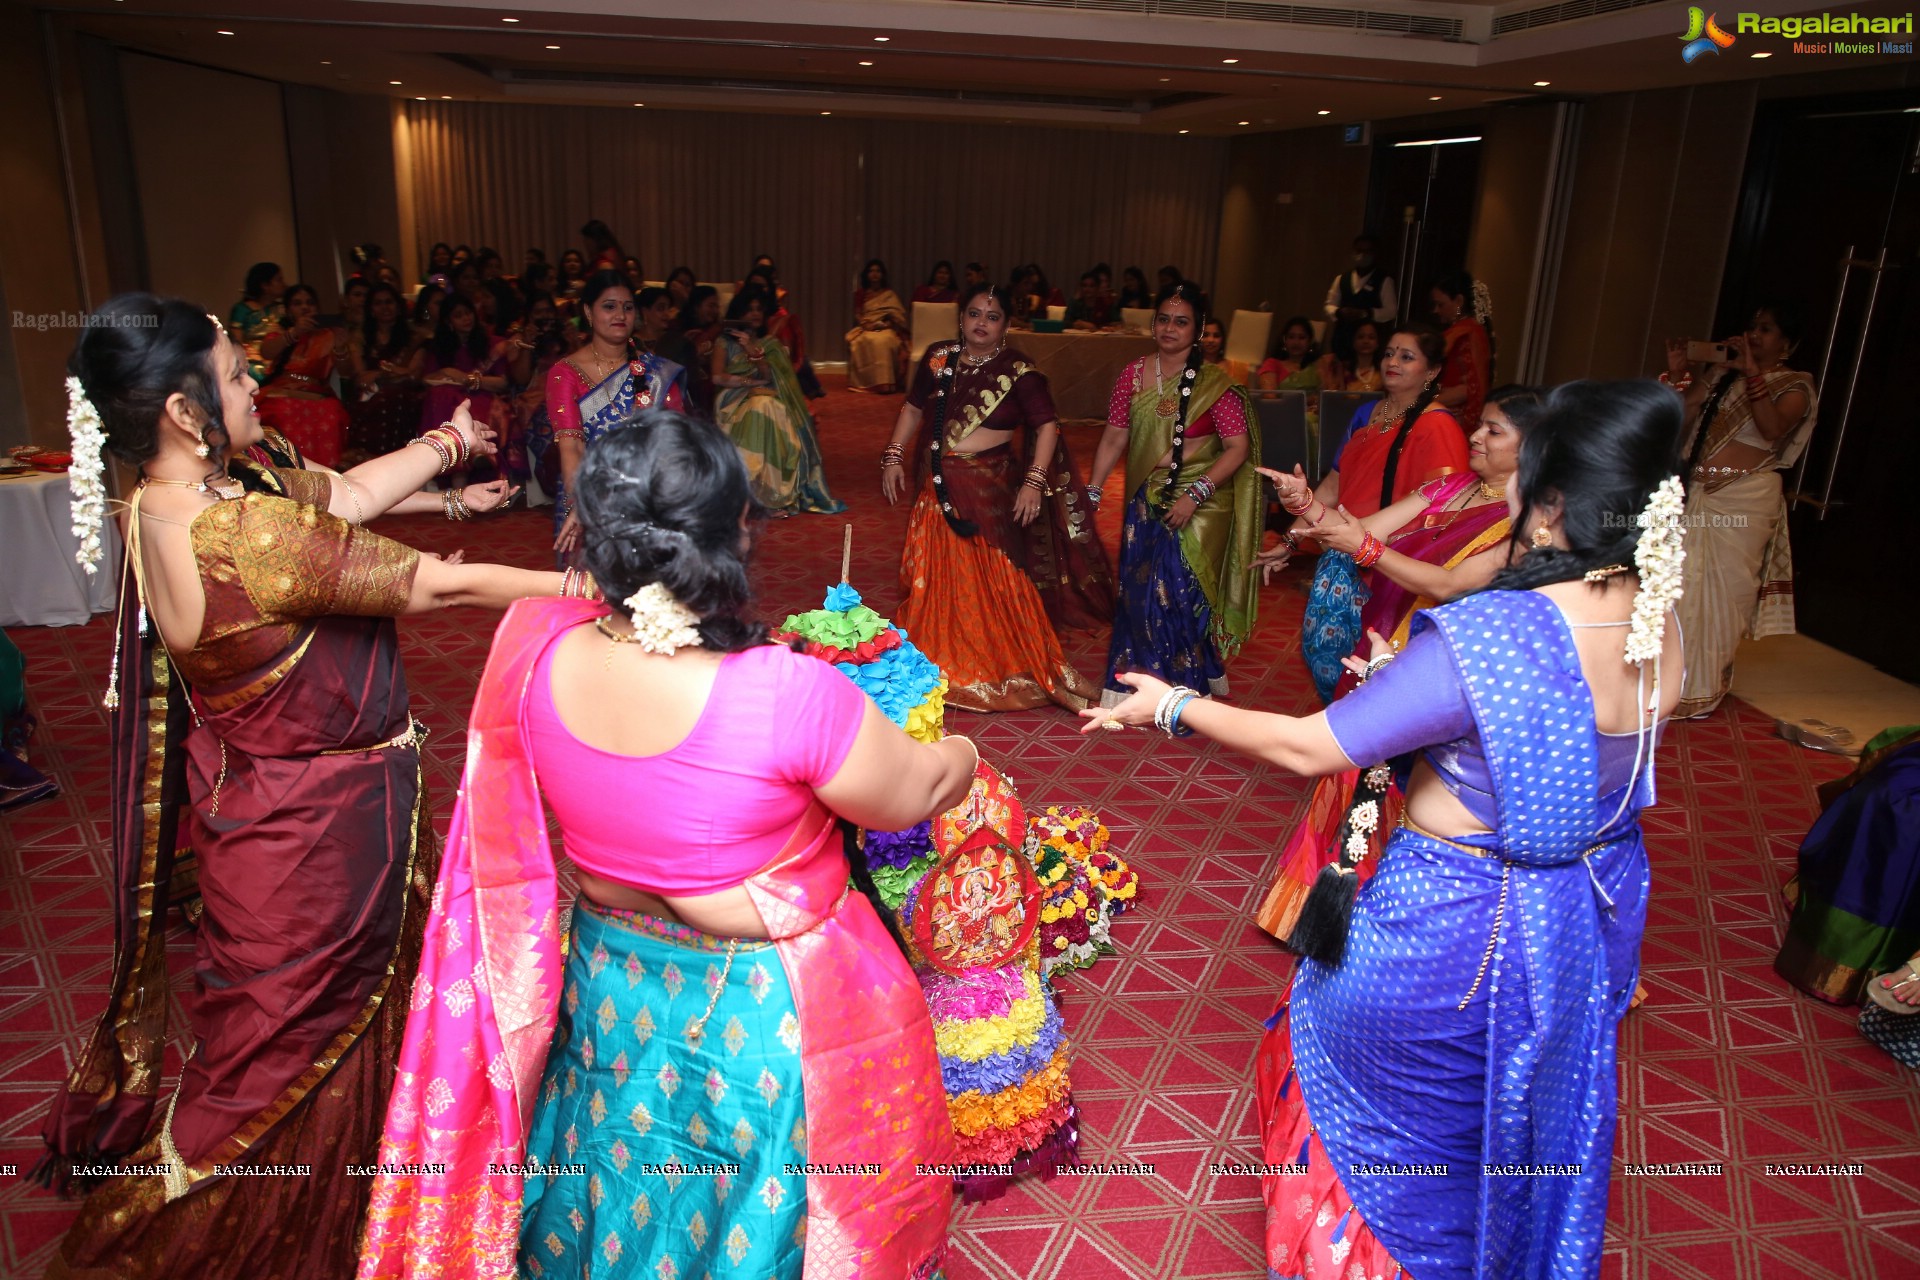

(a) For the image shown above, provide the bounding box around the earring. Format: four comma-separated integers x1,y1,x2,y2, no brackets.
194,435,211,459
1531,525,1553,549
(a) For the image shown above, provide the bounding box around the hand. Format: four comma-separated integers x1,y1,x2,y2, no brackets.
1663,337,1690,381
1162,494,1198,530
1313,504,1365,554
1256,463,1312,514
1012,485,1042,526
1339,628,1395,679
1725,335,1756,376
291,315,318,339
553,510,582,555
448,400,497,459
881,461,907,505
461,479,520,514
421,548,467,566
1255,542,1293,584
1077,671,1173,734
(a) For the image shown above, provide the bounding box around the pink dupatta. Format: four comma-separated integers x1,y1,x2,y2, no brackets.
358,597,953,1279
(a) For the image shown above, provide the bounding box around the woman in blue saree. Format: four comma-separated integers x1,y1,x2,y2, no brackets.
1089,380,1687,1279
542,270,686,564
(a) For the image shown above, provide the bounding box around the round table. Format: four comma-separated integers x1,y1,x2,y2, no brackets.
0,470,122,627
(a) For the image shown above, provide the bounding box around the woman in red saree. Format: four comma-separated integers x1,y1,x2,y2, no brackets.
1431,269,1494,434
1253,386,1542,941
1275,321,1469,702
41,294,580,1280
254,284,349,467
880,282,1114,711
359,414,971,1279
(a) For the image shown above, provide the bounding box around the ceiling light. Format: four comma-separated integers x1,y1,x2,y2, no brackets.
873,35,889,42
1159,77,1170,82
1317,109,1331,115
1238,120,1250,125
390,80,402,85
1751,50,1772,57
1533,80,1551,86
1393,135,1483,147
633,102,645,106
859,60,873,66
441,95,452,99
502,16,519,21
415,96,426,101
545,44,560,50
321,60,331,65
1178,129,1190,134
820,110,832,115
1222,58,1239,64
1429,95,1442,101
216,29,234,36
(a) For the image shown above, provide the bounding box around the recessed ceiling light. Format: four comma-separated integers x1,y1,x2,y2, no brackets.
1178,129,1190,135
502,16,519,21
859,60,873,66
545,44,560,50
1159,77,1170,82
1238,120,1250,125
633,102,645,106
390,80,402,85
1533,80,1551,86
216,29,234,36
1429,95,1442,101
873,35,889,42
441,95,451,99
1317,109,1331,115
321,60,331,65
820,110,832,115
415,96,426,101
1222,58,1239,64
1751,50,1772,58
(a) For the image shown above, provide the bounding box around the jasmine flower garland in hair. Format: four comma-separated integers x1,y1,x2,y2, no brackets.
66,376,109,575
1624,476,1686,667
621,581,702,654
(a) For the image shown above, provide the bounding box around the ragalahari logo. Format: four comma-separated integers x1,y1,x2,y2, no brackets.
1681,7,1737,61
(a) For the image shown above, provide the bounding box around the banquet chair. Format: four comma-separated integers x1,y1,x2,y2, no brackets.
1249,390,1309,512
910,300,959,365
1227,310,1272,369
1120,307,1153,333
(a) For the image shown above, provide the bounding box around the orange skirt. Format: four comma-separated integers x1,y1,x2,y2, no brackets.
896,481,1098,713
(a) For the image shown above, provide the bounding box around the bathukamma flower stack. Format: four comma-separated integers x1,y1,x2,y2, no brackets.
1028,805,1139,978
772,582,946,743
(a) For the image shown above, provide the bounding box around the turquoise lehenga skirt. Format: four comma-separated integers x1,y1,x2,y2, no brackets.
520,899,809,1279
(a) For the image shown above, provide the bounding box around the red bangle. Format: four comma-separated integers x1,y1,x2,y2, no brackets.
1355,532,1387,569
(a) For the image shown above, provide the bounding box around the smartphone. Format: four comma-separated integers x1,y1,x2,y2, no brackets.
1685,340,1731,364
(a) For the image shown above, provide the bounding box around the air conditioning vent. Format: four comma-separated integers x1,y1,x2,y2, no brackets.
966,0,1463,41
1493,0,1669,37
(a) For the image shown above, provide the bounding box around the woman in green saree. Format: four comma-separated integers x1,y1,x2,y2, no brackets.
711,286,844,515
1086,283,1262,700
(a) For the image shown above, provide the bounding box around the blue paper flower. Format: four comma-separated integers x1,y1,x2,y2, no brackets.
823,582,863,611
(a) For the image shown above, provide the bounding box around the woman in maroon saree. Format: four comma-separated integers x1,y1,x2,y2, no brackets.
40,294,582,1280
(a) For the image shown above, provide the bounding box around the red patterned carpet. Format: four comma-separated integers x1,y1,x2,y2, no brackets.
3,379,1917,1279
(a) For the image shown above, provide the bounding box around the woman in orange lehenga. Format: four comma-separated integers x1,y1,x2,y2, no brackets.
254,283,349,467
881,282,1114,711
39,294,580,1280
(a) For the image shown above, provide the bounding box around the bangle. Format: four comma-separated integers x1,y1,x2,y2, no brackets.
1282,488,1314,515
1280,530,1299,551
1358,651,1397,683
1084,485,1103,506
881,443,906,471
412,433,454,473
553,427,587,443
943,733,982,778
1658,370,1694,392
443,488,473,522
1168,692,1198,738
559,566,601,600
1746,375,1768,397
1354,531,1388,568
1153,686,1200,736
1186,475,1217,505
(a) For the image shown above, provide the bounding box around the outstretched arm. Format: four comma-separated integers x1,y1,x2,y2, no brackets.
1081,671,1353,777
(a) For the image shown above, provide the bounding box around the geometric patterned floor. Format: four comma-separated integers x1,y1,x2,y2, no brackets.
2,379,1916,1278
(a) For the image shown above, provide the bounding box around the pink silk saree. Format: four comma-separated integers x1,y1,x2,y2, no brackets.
358,597,955,1278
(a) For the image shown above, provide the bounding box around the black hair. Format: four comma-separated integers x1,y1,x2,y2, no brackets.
452,244,472,261
411,283,446,329
525,247,548,263
427,242,453,265
280,282,319,317
1276,314,1319,363
1432,268,1497,383
522,261,556,294
677,284,720,330
575,411,767,653
560,249,585,269
1348,318,1384,358
1157,265,1184,285
964,261,986,276
262,284,321,383
1374,321,1449,507
1123,266,1148,289
667,265,696,289
1354,233,1378,249
351,243,383,268
433,294,490,364
580,268,634,315
927,260,954,285
1152,281,1209,508
1484,383,1549,434
1480,380,1684,594
580,219,617,250
957,280,1004,313
636,286,670,312
243,262,281,300
70,293,229,477
362,283,412,364
1079,271,1099,287
727,284,774,325
1749,298,1807,357
860,258,890,288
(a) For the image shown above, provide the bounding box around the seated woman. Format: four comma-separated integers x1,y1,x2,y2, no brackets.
1319,318,1385,394
845,259,908,393
880,282,1114,712
664,264,697,312
1256,315,1324,395
253,283,349,467
1283,321,1469,702
414,294,509,450
44,295,571,1280
359,415,970,1280
1431,268,1495,433
744,257,824,399
1252,386,1542,942
1064,272,1116,331
1090,380,1687,1280
420,241,454,285
1116,266,1151,311
345,284,424,460
677,284,725,414
227,261,284,378
1199,317,1251,388
913,260,957,304
408,284,447,350
712,286,843,516
1661,302,1817,718
1087,283,1262,701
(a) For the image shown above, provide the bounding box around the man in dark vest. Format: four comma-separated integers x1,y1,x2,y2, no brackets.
1322,233,1398,363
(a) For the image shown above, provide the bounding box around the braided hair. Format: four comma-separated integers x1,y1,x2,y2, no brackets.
1478,380,1684,594
1153,281,1209,509
1375,321,1448,509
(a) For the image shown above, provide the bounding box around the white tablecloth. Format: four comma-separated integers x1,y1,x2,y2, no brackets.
0,471,122,627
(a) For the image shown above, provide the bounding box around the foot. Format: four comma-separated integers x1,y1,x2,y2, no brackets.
1867,957,1920,1015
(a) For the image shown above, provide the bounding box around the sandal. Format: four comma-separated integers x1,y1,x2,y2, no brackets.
1866,958,1920,1016
1629,982,1649,1011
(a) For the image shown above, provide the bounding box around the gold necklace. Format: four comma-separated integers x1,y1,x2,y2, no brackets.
1152,354,1181,419
1475,480,1505,501
1582,564,1633,584
1369,395,1413,430
140,473,242,500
